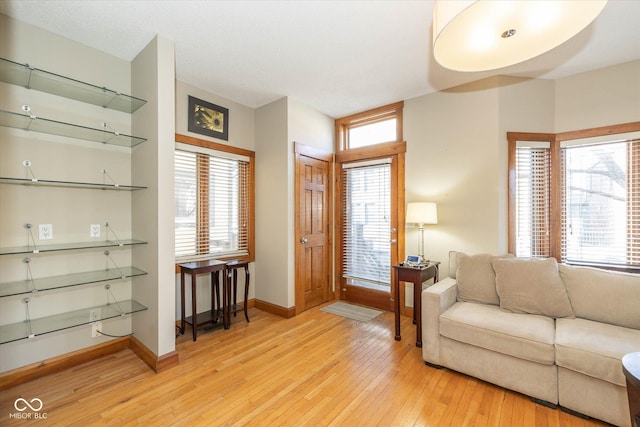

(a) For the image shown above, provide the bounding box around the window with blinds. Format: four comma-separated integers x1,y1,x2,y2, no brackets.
510,131,640,269
175,144,250,261
515,142,552,257
342,159,391,290
561,138,640,266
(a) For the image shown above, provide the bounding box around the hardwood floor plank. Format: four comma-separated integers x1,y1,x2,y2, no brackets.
0,305,610,426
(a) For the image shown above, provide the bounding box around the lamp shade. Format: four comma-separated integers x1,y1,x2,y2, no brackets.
406,202,438,225
432,0,608,72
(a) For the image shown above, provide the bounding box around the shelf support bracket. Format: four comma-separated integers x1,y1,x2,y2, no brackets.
104,222,124,246
103,250,126,280
23,297,34,339
23,257,37,293
24,223,39,253
104,284,125,316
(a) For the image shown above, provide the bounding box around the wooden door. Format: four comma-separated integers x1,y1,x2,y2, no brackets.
294,143,333,314
336,153,401,311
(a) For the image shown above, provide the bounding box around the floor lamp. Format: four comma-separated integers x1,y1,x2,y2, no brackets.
406,202,438,263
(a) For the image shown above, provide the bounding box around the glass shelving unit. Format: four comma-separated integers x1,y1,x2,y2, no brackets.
0,300,148,345
0,176,146,191
0,267,148,298
0,56,149,349
0,239,147,256
0,110,147,148
0,58,147,113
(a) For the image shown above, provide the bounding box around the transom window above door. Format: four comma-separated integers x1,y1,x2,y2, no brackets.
335,101,403,151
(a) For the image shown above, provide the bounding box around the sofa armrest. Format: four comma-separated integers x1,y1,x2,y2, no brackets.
421,277,458,365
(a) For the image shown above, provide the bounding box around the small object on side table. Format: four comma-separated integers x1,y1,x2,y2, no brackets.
622,352,640,427
392,261,440,347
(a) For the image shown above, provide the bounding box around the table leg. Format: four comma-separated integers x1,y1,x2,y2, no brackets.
211,271,218,323
180,270,186,335
223,268,231,329
233,268,238,317
244,264,250,322
191,272,197,341
414,276,422,348
394,272,401,341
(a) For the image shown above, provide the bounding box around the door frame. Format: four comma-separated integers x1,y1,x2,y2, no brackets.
294,142,335,315
335,141,406,311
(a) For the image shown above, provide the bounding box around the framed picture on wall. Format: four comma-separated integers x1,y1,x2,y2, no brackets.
188,95,229,141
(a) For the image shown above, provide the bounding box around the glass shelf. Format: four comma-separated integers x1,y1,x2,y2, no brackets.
0,110,147,148
0,267,147,298
0,299,147,344
0,239,147,256
0,58,147,113
0,176,146,191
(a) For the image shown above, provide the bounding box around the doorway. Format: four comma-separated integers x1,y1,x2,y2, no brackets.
336,148,403,311
294,143,333,314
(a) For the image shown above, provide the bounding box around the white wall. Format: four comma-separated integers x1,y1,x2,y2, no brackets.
0,14,139,371
255,97,290,307
555,60,640,132
131,35,177,358
404,78,501,278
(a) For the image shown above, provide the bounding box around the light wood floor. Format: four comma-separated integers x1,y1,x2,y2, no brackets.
0,304,609,426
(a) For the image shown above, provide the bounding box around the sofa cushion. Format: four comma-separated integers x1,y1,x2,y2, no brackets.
440,302,556,365
559,264,640,329
493,257,575,318
456,253,512,305
556,318,640,386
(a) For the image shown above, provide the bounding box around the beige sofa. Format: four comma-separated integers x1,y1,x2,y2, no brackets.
422,252,640,426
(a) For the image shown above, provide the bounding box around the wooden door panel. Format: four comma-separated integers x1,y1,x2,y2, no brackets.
295,144,333,314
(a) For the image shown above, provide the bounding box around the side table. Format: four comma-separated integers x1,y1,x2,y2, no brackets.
392,262,440,347
178,259,228,341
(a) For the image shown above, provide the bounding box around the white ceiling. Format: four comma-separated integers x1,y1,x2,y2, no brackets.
1,0,639,118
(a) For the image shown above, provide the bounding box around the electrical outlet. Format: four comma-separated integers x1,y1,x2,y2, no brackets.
89,308,101,322
91,322,102,338
38,224,53,240
90,224,101,238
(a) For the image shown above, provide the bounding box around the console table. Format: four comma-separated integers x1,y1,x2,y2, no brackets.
392,262,440,347
178,259,229,341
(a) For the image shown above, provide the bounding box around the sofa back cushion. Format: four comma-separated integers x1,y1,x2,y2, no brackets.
492,257,575,318
559,264,640,329
455,252,511,305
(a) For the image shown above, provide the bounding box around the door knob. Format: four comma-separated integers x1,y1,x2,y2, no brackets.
300,237,308,244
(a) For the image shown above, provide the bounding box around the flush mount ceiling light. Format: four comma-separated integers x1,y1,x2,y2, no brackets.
432,0,608,72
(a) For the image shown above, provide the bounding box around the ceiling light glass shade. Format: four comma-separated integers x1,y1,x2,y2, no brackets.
406,202,438,225
432,0,608,72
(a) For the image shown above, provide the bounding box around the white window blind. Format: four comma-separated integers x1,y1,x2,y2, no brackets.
561,139,640,266
342,160,391,288
515,142,551,257
175,147,250,261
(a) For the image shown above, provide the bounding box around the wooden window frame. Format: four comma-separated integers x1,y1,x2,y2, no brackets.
335,101,404,152
175,133,255,264
334,102,406,309
508,121,640,272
